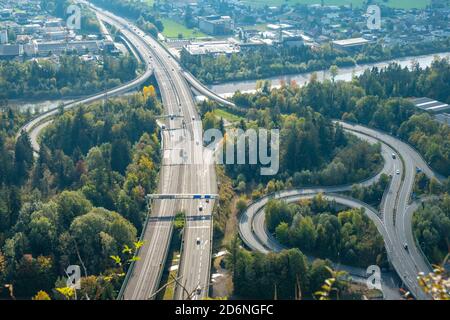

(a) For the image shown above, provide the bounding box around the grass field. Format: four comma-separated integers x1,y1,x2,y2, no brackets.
161,18,207,39
242,0,431,9
213,109,244,123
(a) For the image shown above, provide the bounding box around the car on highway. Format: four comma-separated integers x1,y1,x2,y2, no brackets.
196,286,202,295
396,169,400,175
161,124,166,130
196,238,201,245
192,116,195,120
392,153,396,159
199,203,203,211
403,243,408,250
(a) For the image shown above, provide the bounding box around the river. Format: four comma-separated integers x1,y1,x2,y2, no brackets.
206,52,450,98
7,52,450,111
6,99,73,113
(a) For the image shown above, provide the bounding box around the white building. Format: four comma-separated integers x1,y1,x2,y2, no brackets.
411,97,450,114
198,16,233,35
183,41,240,56
23,41,38,56
0,30,8,44
332,37,371,49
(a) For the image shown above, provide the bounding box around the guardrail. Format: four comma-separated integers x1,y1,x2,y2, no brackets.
116,160,163,299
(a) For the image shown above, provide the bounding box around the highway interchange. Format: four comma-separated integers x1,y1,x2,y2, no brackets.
239,122,440,299
17,1,443,301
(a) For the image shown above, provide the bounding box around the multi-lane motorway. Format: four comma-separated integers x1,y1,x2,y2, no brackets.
20,1,217,300
88,5,217,300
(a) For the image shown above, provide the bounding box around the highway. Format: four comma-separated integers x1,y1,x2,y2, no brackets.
88,4,217,300
182,70,236,108
19,2,172,299
342,123,440,299
17,1,218,300
239,123,439,299
18,1,441,301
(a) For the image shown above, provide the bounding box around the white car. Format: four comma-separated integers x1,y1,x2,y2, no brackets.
199,204,203,211
196,238,201,245
396,169,400,175
192,116,195,121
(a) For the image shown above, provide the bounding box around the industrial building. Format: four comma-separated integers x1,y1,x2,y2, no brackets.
332,37,371,49
0,40,104,58
0,44,22,57
198,15,233,35
411,97,450,114
183,41,240,56
435,113,450,126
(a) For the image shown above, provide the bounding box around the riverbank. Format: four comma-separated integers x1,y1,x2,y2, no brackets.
206,52,450,97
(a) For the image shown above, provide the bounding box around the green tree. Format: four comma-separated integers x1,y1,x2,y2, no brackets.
14,132,34,185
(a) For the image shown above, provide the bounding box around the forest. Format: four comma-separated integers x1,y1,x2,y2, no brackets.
201,99,384,197
0,88,161,299
0,55,138,100
226,236,364,300
206,57,450,285
266,195,387,268
181,39,450,84
206,57,450,178
413,195,450,264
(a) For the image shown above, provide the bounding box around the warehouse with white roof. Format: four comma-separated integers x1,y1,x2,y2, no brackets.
411,97,450,114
